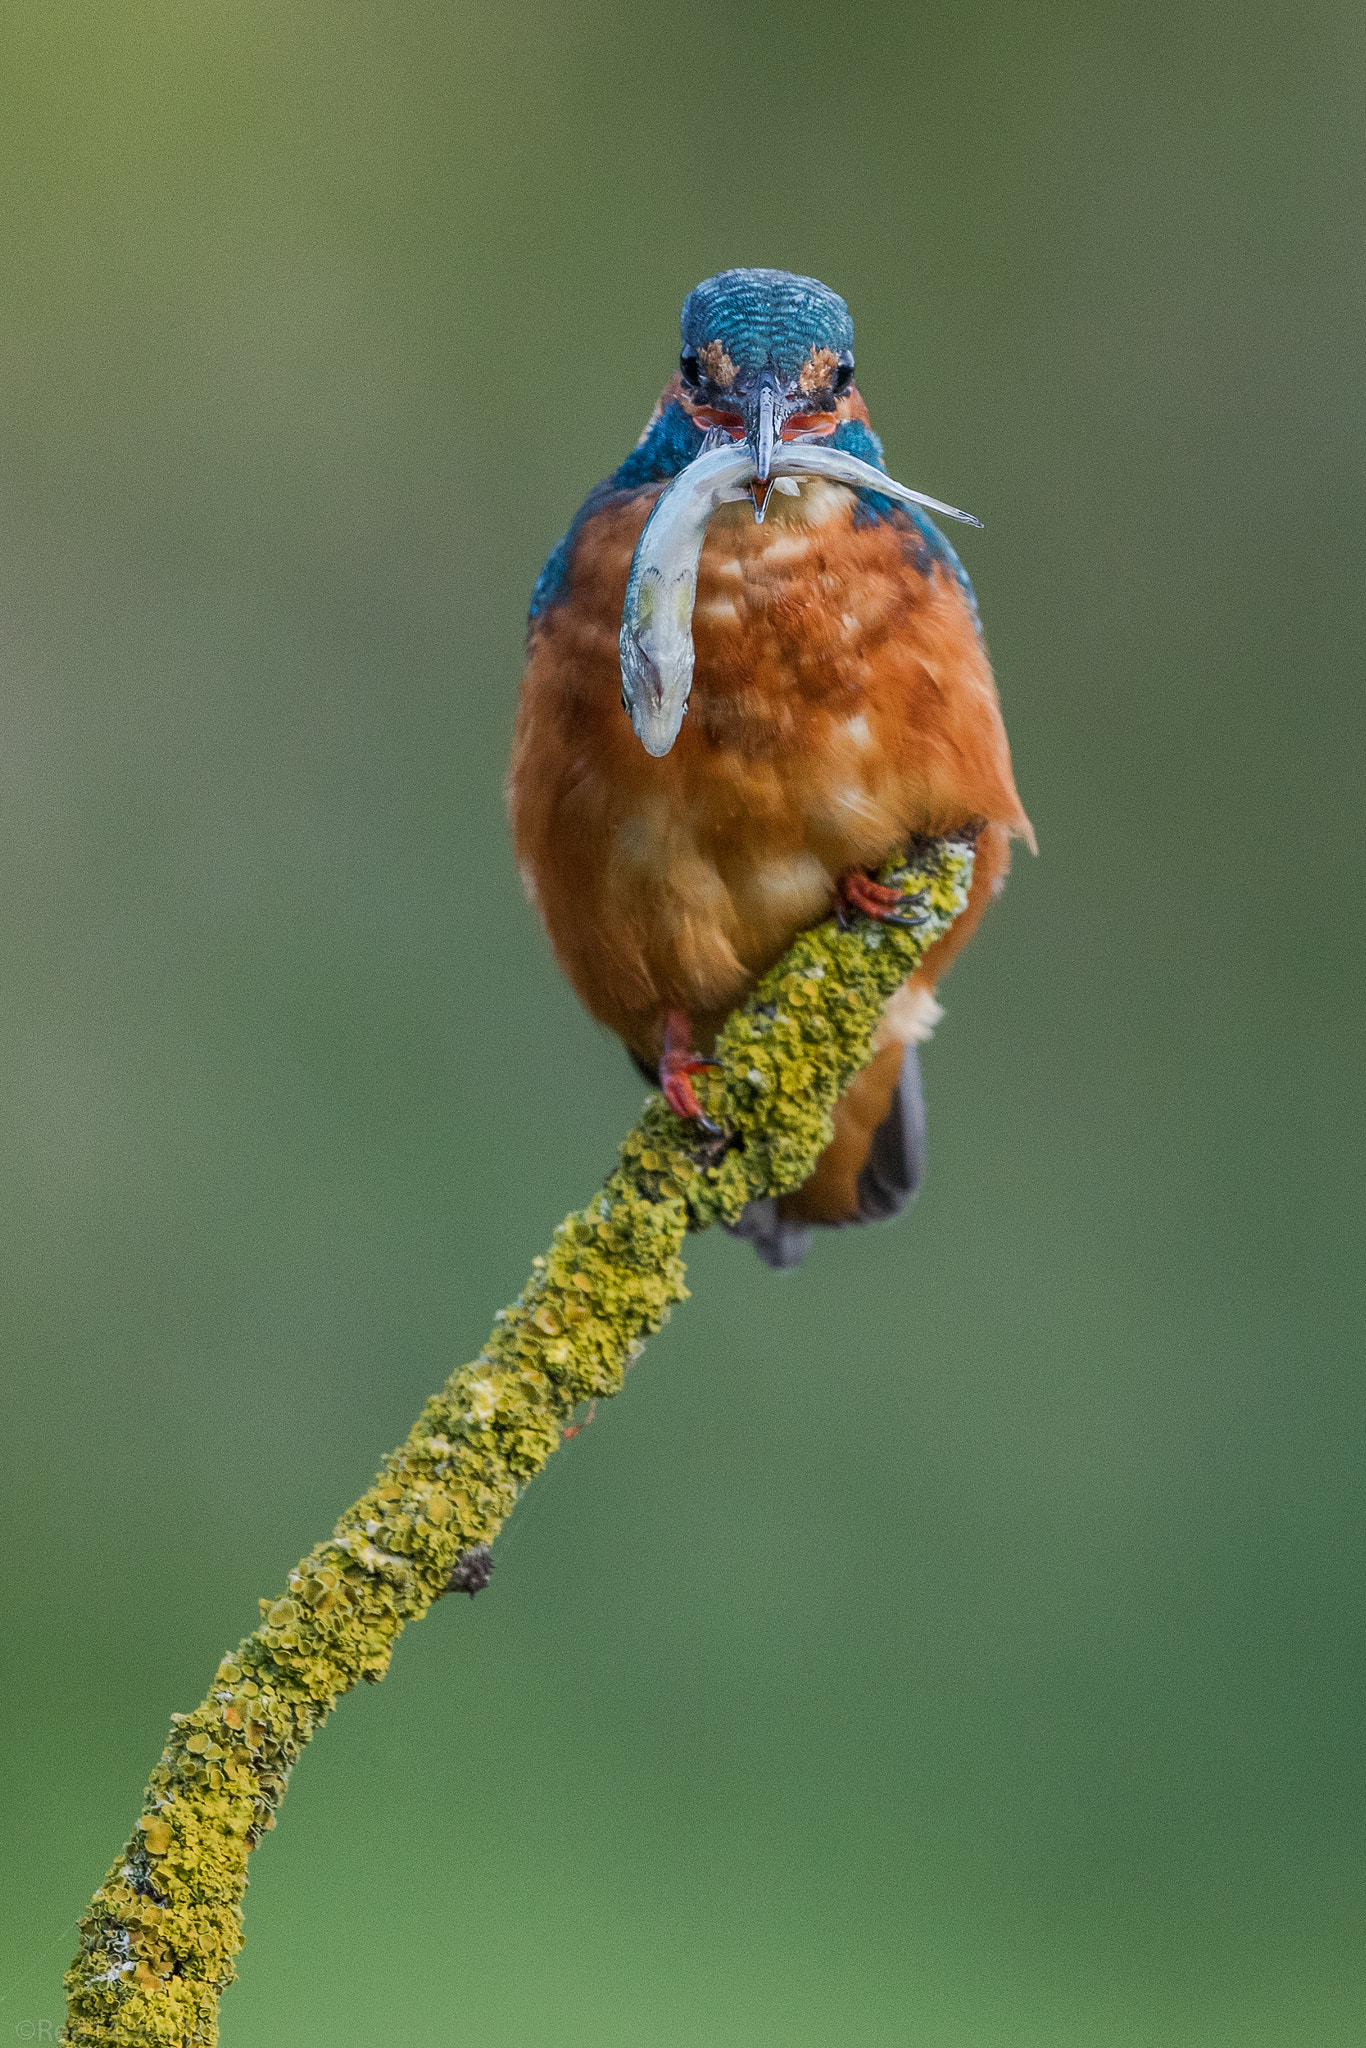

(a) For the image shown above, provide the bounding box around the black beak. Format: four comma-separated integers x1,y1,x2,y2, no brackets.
743,366,784,483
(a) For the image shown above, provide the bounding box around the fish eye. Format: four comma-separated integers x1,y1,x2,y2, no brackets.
680,350,701,387
833,352,855,393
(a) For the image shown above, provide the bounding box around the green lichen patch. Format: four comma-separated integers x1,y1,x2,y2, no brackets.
64,834,972,2046
660,831,978,1229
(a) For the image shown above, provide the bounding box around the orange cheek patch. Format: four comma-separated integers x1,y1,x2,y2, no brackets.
781,413,839,441
691,405,746,437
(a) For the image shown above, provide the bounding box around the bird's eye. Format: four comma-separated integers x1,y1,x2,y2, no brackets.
833,352,855,394
680,351,701,386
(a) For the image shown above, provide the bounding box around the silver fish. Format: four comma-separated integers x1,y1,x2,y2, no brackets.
617,442,756,758
619,440,980,758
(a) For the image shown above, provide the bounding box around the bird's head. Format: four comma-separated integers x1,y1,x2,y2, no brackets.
618,269,980,757
677,267,856,487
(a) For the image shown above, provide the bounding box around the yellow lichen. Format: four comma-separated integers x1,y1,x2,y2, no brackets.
63,834,974,2045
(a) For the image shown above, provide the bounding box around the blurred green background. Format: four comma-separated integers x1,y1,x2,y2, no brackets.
2,4,1363,2041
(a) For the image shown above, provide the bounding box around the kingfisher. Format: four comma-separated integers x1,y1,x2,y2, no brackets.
509,268,1032,1267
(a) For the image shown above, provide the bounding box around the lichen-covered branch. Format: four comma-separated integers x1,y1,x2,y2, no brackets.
63,832,975,2046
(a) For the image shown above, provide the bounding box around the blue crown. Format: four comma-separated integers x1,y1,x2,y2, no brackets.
680,268,854,381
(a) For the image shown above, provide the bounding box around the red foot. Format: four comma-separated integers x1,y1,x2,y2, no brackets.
660,1009,720,1123
835,871,920,930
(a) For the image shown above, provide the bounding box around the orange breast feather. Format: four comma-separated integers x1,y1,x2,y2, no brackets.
509,476,1030,1068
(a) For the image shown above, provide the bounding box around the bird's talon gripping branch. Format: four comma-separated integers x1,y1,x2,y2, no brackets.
660,1009,724,1125
835,870,923,931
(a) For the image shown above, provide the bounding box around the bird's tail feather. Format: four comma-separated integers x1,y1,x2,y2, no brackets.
725,1041,927,1270
629,1039,927,1271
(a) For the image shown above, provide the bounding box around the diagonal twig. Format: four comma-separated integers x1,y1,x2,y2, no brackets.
63,831,976,2045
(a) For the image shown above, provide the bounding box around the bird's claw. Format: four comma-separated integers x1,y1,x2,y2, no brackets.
661,1010,728,1136
661,1064,710,1122
835,870,924,931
